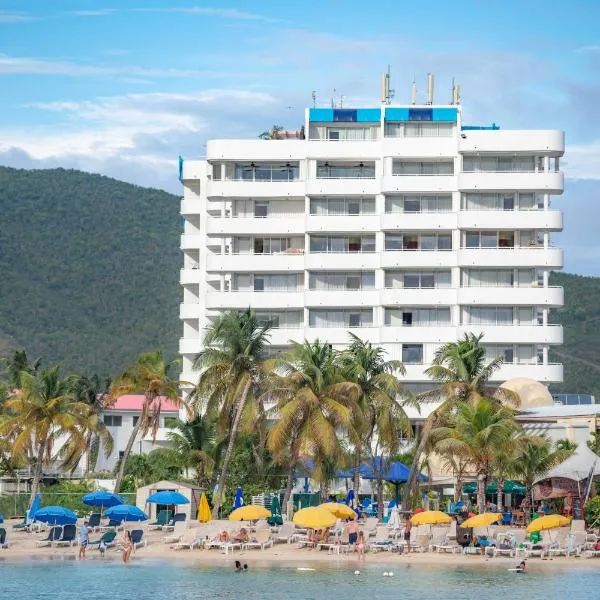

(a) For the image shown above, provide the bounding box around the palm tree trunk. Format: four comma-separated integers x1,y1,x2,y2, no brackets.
113,418,143,493
29,440,46,504
282,459,296,514
476,474,486,514
376,476,384,520
454,471,463,503
211,377,252,518
496,477,504,512
402,422,431,509
353,449,361,500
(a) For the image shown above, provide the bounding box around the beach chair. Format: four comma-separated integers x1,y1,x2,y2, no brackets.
164,512,187,531
428,527,449,552
363,517,379,538
88,513,101,531
0,527,7,549
36,526,63,547
412,533,430,553
149,509,172,531
164,520,187,543
274,522,295,544
368,527,395,553
243,528,273,550
131,529,146,549
174,529,202,550
99,518,124,532
53,524,77,547
89,530,117,549
492,532,518,558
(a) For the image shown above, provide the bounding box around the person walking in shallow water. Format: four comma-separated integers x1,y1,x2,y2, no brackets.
121,530,133,563
78,521,90,560
404,515,412,553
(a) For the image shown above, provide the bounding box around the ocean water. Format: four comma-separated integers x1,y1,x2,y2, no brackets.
1,557,600,600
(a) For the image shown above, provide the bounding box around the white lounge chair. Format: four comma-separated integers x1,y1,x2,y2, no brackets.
369,527,395,552
429,527,449,552
243,529,273,550
163,520,187,544
174,530,202,550
318,530,351,554
274,522,295,544
363,517,379,538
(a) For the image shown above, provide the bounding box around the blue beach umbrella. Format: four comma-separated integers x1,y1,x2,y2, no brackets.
82,491,124,509
0,512,4,523
105,505,148,522
34,506,77,525
233,487,244,509
361,458,427,503
146,491,189,505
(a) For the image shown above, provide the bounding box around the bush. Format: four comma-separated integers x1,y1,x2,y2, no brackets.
584,496,600,527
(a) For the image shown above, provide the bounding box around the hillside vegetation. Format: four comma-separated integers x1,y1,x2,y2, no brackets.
0,166,598,396
0,167,180,377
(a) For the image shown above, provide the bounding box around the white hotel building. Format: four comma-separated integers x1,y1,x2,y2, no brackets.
179,103,565,393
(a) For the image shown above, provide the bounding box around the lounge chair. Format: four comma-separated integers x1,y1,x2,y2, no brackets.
164,512,187,532
174,530,202,550
164,520,187,543
99,518,124,532
131,529,146,549
54,524,77,547
243,528,274,550
369,527,396,553
0,527,7,549
36,526,63,547
89,531,117,549
412,533,430,553
363,517,379,538
429,527,449,552
149,510,172,531
88,513,101,530
274,522,295,544
492,532,519,558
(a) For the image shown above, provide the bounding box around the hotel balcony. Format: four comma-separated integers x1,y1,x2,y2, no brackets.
458,171,563,193
492,362,563,383
458,325,563,345
180,304,203,319
206,179,306,198
206,215,305,236
306,140,380,160
306,178,379,196
305,214,380,233
179,337,203,355
382,212,457,231
305,252,380,271
382,137,459,158
268,328,306,346
458,248,563,268
458,210,562,231
181,233,203,250
206,252,305,272
180,268,203,284
381,175,458,194
380,287,458,306
457,286,563,306
305,326,380,345
205,290,305,309
379,326,458,344
381,250,457,269
206,139,306,161
458,130,565,155
181,199,201,216
304,289,379,307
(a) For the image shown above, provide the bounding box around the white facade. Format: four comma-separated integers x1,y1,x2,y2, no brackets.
179,103,565,391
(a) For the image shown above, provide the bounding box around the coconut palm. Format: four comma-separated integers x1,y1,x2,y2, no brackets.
490,433,523,512
267,340,359,510
192,309,272,517
0,366,112,502
108,351,184,493
432,399,519,513
2,350,41,388
403,333,518,507
511,435,571,521
258,125,285,140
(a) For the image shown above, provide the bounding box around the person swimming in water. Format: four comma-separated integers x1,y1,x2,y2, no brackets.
515,560,527,573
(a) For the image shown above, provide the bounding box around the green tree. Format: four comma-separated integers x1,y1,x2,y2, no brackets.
0,366,111,502
433,399,519,512
403,333,517,507
108,351,184,493
258,125,285,140
556,439,578,452
588,431,600,455
341,334,412,504
267,340,358,510
192,309,272,517
2,350,41,388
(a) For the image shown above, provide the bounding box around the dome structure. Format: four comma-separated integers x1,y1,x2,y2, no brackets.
500,378,554,408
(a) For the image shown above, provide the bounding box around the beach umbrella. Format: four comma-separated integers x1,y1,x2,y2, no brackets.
146,491,190,505
0,513,4,524
229,505,271,521
267,496,283,526
105,505,148,522
34,506,77,525
345,489,355,507
410,510,452,526
319,502,355,519
293,507,337,529
361,458,427,503
461,513,503,529
233,487,244,509
197,492,211,523
82,491,124,516
526,514,571,533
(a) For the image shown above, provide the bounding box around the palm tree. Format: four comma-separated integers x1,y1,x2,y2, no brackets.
433,399,519,512
267,340,359,511
167,415,217,487
2,350,41,388
341,334,411,496
192,309,272,518
258,125,285,140
512,435,571,521
556,439,578,452
108,351,184,493
0,366,111,503
491,433,523,512
403,333,518,507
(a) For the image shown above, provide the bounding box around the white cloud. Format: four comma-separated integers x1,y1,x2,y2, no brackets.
67,9,118,17
575,45,600,53
0,10,33,22
134,6,281,22
563,142,600,180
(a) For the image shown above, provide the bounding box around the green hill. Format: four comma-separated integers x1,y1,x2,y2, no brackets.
0,166,598,396
0,166,181,377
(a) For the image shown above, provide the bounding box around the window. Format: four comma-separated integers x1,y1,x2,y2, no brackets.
316,162,376,178
133,416,139,427
465,269,514,287
385,195,452,213
403,122,453,137
164,416,178,428
386,308,451,326
326,127,371,140
462,155,537,173
255,311,303,328
309,272,375,291
464,232,515,249
392,161,454,175
252,273,300,292
104,415,122,427
254,201,268,218
253,237,290,254
385,271,451,288
309,309,373,328
384,233,452,251
467,307,514,325
464,194,516,211
402,344,423,364
310,235,376,253
310,197,376,216
234,162,299,181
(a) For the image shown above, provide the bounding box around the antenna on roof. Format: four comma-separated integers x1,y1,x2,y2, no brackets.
427,73,435,105
311,90,316,108
380,65,394,104
411,79,417,105
331,88,336,109
456,84,461,105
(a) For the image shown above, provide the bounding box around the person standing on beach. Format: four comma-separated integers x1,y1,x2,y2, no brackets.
121,530,133,563
403,515,412,553
346,515,358,548
78,521,90,560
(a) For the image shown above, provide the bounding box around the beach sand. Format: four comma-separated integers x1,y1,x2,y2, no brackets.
0,518,596,569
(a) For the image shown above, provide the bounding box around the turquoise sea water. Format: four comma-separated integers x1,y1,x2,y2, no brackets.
1,558,600,600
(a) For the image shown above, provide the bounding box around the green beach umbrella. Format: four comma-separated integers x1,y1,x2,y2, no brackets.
267,496,283,526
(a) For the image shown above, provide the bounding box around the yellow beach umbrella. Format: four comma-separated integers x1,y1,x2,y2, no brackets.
461,513,503,528
229,505,271,521
197,492,211,523
526,514,571,533
410,510,452,526
319,502,356,519
293,507,337,529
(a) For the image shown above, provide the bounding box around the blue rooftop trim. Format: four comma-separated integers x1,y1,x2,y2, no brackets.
309,107,381,123
432,107,458,122
385,106,458,122
462,124,500,130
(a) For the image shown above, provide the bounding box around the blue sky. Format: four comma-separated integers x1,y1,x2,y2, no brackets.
1,1,600,274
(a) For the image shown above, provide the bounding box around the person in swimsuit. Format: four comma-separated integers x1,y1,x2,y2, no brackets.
78,521,90,560
404,516,412,553
356,530,365,560
121,530,133,563
346,516,358,547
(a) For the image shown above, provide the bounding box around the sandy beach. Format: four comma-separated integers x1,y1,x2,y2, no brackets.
1,519,597,570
